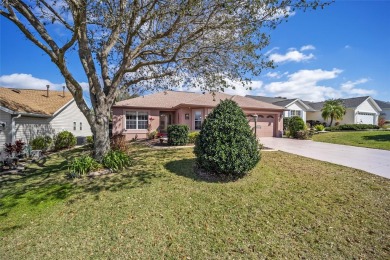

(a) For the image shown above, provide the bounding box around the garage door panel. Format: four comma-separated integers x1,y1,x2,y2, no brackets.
249,115,275,137
356,113,374,124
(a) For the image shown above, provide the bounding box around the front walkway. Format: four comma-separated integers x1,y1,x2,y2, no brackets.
260,137,390,179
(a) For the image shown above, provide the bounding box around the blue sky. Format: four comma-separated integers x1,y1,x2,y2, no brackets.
0,1,389,102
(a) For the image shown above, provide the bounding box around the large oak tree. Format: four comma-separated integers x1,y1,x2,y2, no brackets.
1,0,329,160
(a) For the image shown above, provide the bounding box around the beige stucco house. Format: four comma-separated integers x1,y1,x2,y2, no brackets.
0,87,92,146
112,91,285,140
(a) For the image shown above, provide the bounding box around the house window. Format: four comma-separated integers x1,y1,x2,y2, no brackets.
80,122,82,131
290,110,302,117
126,111,148,129
194,111,202,130
73,122,76,131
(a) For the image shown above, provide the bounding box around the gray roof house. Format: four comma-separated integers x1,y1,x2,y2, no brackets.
374,99,390,121
0,87,92,146
305,96,382,125
246,95,313,122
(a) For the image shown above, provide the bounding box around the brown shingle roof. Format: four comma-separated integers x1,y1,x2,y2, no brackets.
0,87,73,116
114,90,284,110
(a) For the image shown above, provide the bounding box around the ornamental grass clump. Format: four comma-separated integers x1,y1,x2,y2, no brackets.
102,150,132,172
194,99,260,178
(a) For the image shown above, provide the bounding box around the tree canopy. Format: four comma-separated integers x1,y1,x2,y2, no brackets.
1,0,330,159
321,99,346,126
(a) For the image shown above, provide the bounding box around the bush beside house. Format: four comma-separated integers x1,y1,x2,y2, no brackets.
195,99,260,178
167,125,189,146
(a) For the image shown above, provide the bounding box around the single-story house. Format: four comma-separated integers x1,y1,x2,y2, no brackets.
305,96,382,125
246,95,313,122
374,99,390,121
0,86,92,146
112,91,285,140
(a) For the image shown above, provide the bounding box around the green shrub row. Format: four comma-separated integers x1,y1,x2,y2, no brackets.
325,124,380,131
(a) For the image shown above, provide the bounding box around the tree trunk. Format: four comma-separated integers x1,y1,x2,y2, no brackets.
329,117,334,127
91,109,111,161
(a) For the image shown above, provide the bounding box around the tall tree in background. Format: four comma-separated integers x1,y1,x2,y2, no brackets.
321,99,346,126
0,0,330,160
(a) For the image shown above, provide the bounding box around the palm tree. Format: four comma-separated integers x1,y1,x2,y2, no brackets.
321,99,346,126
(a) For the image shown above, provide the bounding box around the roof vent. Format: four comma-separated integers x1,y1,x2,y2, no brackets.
46,85,50,97
12,89,21,94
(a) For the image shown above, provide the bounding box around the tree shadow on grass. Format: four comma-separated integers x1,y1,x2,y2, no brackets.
165,158,237,183
0,147,164,222
362,134,390,142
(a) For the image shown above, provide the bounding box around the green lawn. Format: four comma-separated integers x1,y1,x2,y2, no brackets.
312,131,390,150
1,144,389,259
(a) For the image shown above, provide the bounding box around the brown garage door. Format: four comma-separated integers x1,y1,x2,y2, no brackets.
248,115,275,137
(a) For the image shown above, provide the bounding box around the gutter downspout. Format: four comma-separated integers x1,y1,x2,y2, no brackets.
11,114,21,143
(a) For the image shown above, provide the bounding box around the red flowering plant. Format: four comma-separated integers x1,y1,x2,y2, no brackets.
4,139,25,157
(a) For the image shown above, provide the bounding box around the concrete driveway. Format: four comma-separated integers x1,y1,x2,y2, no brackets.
260,137,390,179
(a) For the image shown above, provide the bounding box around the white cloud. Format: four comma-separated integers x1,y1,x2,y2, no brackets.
223,80,263,96
341,78,369,91
259,69,377,101
265,72,279,78
341,78,376,96
300,45,315,51
263,68,343,101
344,45,351,49
265,71,288,79
0,73,89,91
269,49,315,63
0,73,63,90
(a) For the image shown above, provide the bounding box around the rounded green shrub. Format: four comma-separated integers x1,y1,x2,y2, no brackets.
288,116,305,138
167,125,189,146
194,99,260,177
54,131,76,150
30,135,52,151
86,136,94,147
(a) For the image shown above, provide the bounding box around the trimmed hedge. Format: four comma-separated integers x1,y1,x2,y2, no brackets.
30,135,52,151
288,116,305,138
194,99,260,177
168,125,189,146
54,131,76,150
325,124,380,131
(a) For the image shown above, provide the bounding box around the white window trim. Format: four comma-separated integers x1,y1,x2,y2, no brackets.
125,110,149,130
290,110,302,117
194,110,202,130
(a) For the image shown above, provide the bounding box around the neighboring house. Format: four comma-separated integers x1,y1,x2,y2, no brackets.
246,95,313,122
0,87,92,146
305,96,382,125
112,91,285,140
374,99,390,121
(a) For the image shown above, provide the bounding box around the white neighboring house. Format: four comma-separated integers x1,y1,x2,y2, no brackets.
305,96,382,125
0,87,92,146
374,99,390,121
246,96,312,122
